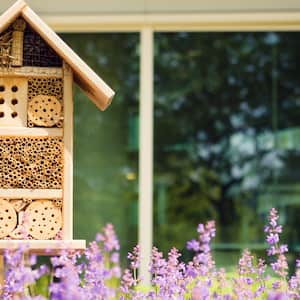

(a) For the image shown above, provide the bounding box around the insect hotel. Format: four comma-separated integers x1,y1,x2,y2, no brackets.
0,0,114,252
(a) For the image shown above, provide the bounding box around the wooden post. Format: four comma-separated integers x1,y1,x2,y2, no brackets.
63,62,73,240
0,255,4,287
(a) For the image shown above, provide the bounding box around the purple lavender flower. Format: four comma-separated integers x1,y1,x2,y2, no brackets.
0,210,297,299
128,245,140,270
120,268,135,294
3,245,49,299
191,284,209,300
96,223,120,252
267,291,289,300
186,239,200,252
265,208,289,278
187,220,216,277
267,233,280,245
238,249,255,275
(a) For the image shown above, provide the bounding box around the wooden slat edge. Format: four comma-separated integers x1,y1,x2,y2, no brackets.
21,6,115,111
0,239,86,254
0,189,62,199
63,62,73,240
0,127,63,136
0,67,63,77
0,0,27,33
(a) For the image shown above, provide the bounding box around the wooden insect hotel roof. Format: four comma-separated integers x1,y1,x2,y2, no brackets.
0,0,115,111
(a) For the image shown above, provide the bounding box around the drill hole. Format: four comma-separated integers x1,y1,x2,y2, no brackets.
11,99,18,105
11,112,18,118
11,86,18,92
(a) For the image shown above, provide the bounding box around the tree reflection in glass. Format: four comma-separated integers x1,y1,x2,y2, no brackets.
154,32,300,267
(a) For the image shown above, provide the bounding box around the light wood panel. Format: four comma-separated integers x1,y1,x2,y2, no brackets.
0,189,63,198
0,127,63,136
0,67,63,77
62,62,73,240
0,239,86,254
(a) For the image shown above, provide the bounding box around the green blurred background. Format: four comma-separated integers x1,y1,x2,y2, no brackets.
61,32,300,268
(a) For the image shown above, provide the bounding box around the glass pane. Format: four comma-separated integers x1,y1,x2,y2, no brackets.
61,33,139,260
154,32,300,267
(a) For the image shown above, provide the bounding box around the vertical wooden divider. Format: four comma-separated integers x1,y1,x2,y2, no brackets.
63,62,73,240
0,255,4,287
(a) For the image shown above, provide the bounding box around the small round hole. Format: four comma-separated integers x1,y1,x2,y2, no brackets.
0,112,4,118
11,99,18,105
11,112,18,118
0,86,5,92
11,86,18,92
0,98,4,104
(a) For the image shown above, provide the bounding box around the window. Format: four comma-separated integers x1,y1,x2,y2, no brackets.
50,12,300,279
153,32,300,266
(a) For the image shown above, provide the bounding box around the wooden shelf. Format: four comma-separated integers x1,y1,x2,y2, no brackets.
0,127,63,136
0,66,63,78
0,239,86,254
0,189,62,199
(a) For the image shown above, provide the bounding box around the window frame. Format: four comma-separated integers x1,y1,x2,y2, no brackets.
49,12,300,284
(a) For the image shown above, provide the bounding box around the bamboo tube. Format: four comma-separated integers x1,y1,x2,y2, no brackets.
11,18,26,66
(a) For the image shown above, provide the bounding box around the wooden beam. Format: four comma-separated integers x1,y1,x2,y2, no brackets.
21,6,115,111
42,12,300,32
138,27,153,286
0,0,27,33
0,67,63,77
0,189,62,198
0,127,63,136
62,62,73,240
0,239,86,254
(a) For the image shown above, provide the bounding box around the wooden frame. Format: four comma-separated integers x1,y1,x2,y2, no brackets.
0,0,118,251
62,62,73,240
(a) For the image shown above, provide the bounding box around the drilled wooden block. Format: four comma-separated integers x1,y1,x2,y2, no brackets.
10,199,27,212
25,200,62,240
27,77,63,127
0,199,17,238
28,95,62,127
0,136,63,189
0,77,28,126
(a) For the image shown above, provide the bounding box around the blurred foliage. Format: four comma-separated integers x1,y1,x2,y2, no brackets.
153,32,300,263
60,33,139,262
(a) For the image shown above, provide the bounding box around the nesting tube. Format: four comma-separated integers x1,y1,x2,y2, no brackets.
11,18,26,66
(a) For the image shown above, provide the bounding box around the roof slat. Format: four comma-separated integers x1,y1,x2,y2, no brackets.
21,5,114,111
0,0,26,33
